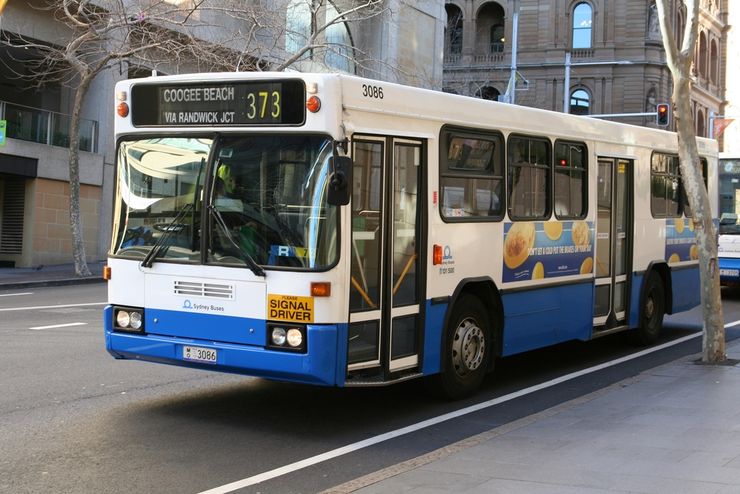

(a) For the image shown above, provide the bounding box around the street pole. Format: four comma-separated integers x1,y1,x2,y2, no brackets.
564,52,571,113
509,10,519,104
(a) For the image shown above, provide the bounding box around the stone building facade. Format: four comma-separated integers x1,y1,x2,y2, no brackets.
722,1,739,154
442,0,727,136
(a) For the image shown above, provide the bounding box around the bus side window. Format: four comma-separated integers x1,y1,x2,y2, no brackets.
682,157,707,218
507,135,552,220
651,153,681,218
439,126,504,221
554,140,588,219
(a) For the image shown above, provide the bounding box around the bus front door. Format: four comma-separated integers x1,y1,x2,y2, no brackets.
347,136,424,382
594,158,632,330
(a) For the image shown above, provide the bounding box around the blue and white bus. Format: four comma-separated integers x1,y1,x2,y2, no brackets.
105,72,718,398
718,152,740,285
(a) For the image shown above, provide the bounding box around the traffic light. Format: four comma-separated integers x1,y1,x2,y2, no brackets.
656,103,670,126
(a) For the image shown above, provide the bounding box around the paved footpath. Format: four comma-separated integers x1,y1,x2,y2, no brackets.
0,261,105,289
324,339,740,494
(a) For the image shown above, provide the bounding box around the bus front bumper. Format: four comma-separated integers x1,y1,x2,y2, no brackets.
104,307,345,387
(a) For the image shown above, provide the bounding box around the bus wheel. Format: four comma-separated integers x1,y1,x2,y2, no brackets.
633,272,665,346
429,294,491,399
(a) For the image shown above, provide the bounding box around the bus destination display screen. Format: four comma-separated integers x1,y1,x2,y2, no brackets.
131,80,306,126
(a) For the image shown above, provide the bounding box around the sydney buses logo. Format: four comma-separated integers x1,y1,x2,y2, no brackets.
182,299,225,313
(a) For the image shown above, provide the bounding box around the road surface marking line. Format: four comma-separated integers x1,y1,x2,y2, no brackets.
725,319,740,329
0,292,33,297
29,322,88,330
198,324,735,494
0,302,106,312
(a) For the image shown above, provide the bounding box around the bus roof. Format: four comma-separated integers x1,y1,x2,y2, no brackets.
116,71,718,157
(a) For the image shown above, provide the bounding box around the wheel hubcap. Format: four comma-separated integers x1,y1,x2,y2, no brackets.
452,318,485,377
645,295,655,320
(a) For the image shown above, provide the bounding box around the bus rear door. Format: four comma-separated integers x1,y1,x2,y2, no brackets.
594,158,632,330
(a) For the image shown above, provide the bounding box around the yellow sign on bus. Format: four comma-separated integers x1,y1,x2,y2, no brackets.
267,294,314,323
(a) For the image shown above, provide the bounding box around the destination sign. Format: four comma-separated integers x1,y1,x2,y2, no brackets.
131,80,306,126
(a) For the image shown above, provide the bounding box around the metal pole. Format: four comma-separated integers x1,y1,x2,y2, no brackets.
510,10,518,104
564,52,571,113
588,112,658,118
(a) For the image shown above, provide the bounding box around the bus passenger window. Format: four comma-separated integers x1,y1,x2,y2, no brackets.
554,141,588,219
651,153,681,218
440,127,504,221
508,136,551,220
682,158,707,218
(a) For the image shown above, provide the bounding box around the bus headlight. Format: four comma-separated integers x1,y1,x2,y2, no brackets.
286,328,303,348
129,311,143,330
271,327,287,346
267,324,306,352
116,310,130,328
114,306,145,333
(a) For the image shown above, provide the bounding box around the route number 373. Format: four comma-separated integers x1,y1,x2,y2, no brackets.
362,84,384,99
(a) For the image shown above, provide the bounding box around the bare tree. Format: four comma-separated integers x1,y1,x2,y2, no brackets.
1,0,388,276
655,0,725,362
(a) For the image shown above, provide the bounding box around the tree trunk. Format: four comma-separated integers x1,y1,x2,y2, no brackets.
68,76,92,277
672,74,725,363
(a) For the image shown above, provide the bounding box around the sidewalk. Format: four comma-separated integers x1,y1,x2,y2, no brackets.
325,339,740,494
0,261,106,289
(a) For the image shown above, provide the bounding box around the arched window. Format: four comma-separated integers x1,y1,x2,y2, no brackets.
491,24,505,53
476,3,505,55
446,4,464,55
476,86,500,101
569,89,590,115
710,39,718,84
698,31,707,78
674,8,685,48
572,3,593,49
697,109,706,137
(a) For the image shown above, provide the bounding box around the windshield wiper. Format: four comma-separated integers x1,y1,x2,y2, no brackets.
141,204,193,268
208,205,266,277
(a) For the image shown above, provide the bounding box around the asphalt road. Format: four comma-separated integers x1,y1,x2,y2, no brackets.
1,284,739,494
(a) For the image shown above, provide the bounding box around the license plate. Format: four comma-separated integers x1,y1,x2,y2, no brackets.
183,345,217,363
720,269,739,277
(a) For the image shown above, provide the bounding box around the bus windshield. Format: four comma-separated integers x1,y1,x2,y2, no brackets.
112,134,338,270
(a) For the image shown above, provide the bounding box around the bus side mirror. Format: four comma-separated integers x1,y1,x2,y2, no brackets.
328,156,352,206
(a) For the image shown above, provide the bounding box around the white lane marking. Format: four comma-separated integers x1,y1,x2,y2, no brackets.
198,324,735,494
725,319,740,329
0,292,33,297
0,302,106,312
29,322,88,330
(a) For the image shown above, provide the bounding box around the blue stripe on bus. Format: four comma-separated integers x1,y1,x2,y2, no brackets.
422,301,447,375
669,265,700,313
500,282,593,356
104,305,342,386
628,272,644,327
145,308,267,346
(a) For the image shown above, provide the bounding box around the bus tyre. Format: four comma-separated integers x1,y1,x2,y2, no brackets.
633,272,665,346
429,294,491,399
